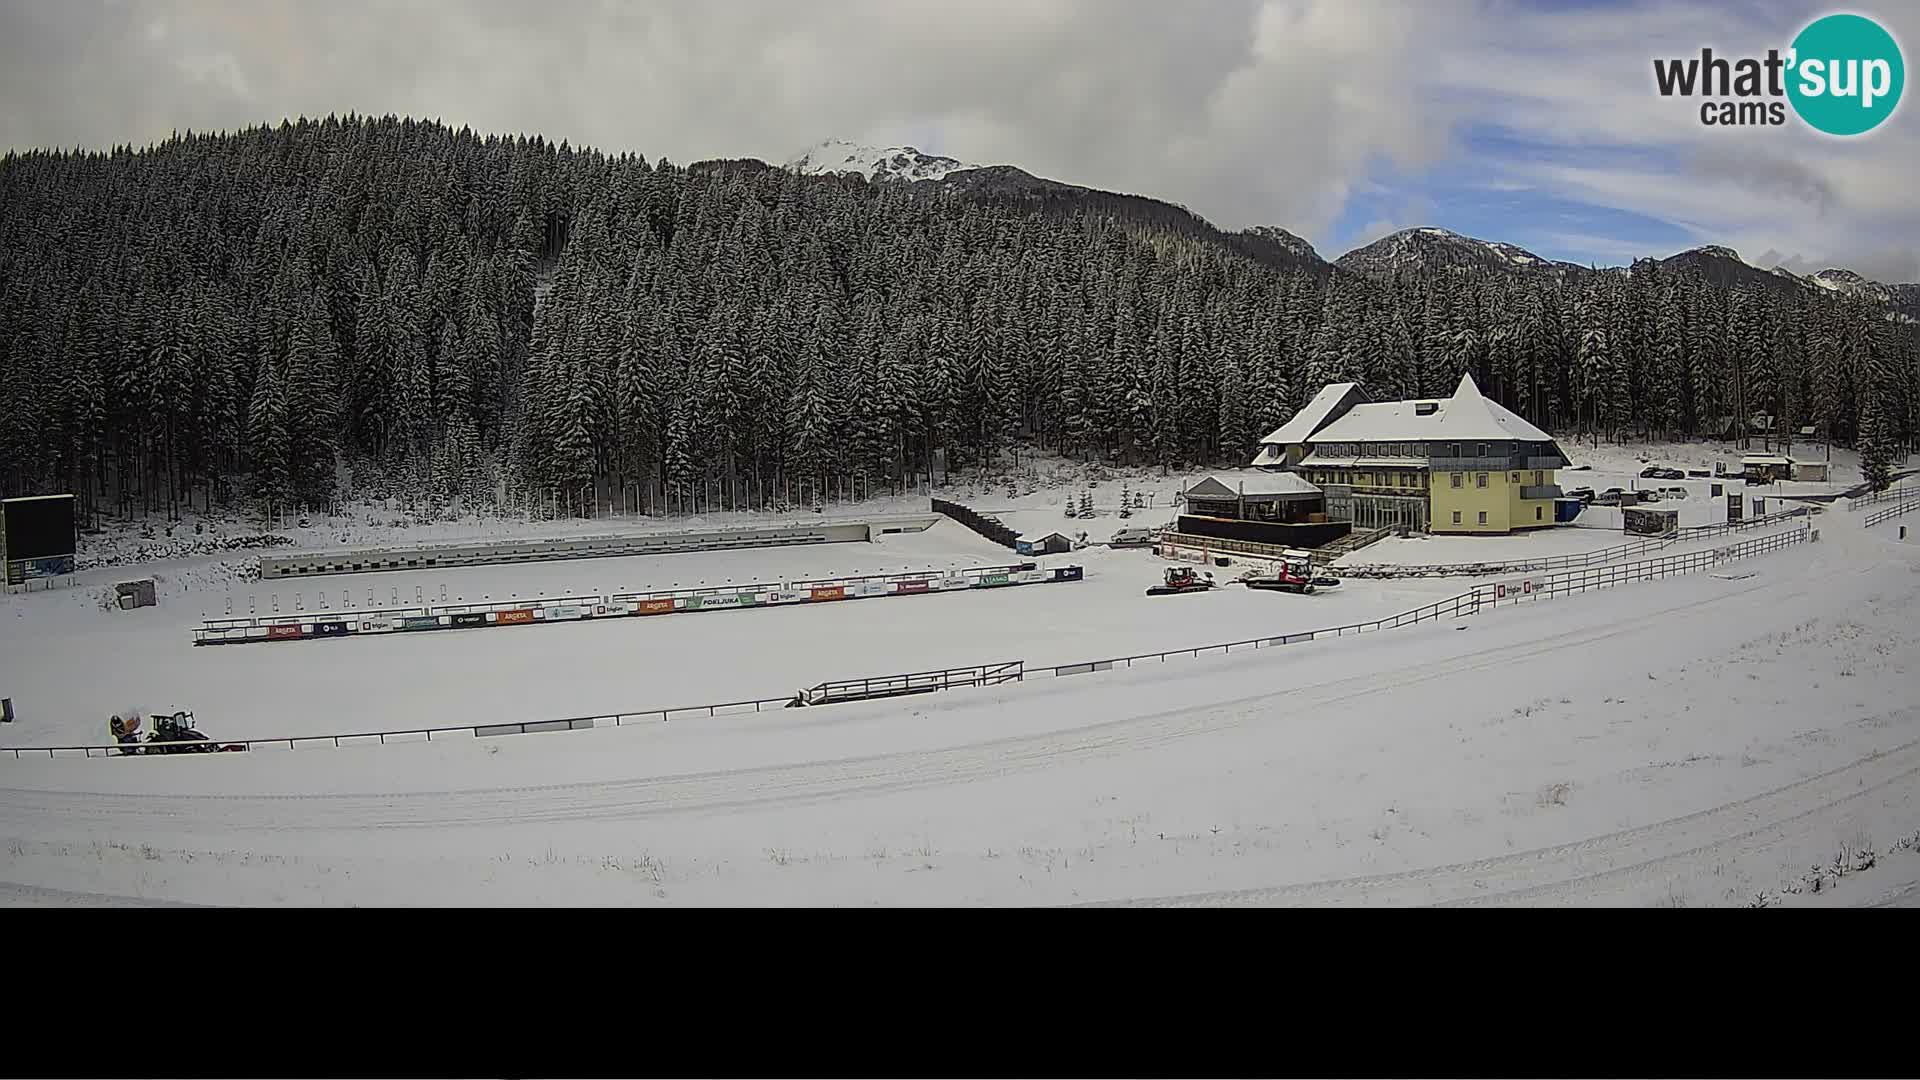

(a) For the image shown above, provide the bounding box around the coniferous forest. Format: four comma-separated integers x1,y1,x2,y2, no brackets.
2,115,1915,522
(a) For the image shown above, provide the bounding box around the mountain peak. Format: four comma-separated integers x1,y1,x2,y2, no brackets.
786,139,983,183
1334,226,1560,278
1241,225,1319,260
1814,267,1869,285
1687,244,1746,264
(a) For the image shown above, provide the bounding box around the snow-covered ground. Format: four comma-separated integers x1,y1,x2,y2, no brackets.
0,507,1912,907
1,518,1469,748
3,442,1914,907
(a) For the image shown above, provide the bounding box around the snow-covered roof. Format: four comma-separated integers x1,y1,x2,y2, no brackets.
1308,373,1553,444
1184,473,1323,501
1742,454,1792,465
1017,531,1070,543
1259,383,1362,446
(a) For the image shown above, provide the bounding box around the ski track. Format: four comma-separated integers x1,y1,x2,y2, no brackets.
1095,731,1920,907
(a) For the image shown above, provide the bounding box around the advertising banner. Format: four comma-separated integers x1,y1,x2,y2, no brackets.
398,615,443,631
894,579,930,594
495,609,535,625
810,586,846,601
637,598,676,615
267,624,303,640
313,620,350,636
450,612,488,627
5,555,75,586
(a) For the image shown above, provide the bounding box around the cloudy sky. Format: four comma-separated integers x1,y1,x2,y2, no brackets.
2,0,1916,280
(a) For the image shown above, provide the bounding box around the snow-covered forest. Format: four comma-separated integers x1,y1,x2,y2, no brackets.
1,115,1914,520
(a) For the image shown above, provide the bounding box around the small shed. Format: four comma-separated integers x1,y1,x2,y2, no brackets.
1015,531,1074,555
1622,505,1680,537
114,579,157,610
1790,459,1830,483
1742,454,1793,482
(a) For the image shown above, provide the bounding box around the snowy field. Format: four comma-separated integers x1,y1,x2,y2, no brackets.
3,443,1916,906
1,519,1470,748
1,506,1915,907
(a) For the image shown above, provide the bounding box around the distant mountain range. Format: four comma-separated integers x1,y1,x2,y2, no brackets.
771,139,1917,312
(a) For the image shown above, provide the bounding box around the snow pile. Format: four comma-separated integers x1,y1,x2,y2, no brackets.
76,531,293,573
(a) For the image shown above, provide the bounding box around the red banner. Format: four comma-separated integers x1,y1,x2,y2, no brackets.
637,598,676,615
267,624,303,640
893,580,930,594
810,586,846,601
495,609,535,624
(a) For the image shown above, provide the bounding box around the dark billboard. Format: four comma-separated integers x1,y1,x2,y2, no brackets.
2,495,77,585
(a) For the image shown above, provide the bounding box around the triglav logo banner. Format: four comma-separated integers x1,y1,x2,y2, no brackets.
1653,11,1905,134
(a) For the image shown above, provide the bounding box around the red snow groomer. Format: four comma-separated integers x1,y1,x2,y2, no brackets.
1146,565,1216,596
1244,550,1341,595
1244,552,1317,595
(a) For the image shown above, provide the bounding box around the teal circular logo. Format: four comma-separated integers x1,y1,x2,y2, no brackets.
1787,13,1905,135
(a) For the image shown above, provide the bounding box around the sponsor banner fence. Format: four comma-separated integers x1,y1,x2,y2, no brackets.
192,561,1086,647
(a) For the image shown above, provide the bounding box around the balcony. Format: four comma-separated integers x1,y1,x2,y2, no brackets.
1429,456,1512,474
1524,455,1568,471
1520,484,1563,500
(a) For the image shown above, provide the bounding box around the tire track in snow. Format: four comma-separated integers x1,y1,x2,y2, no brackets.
1095,730,1920,907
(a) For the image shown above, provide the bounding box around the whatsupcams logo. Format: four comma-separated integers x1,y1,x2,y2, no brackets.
1653,12,1905,134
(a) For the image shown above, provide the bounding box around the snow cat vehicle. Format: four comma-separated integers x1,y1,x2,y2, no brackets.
108,710,247,756
1146,566,1216,596
1244,553,1318,594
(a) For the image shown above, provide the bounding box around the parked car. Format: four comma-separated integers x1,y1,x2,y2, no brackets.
1639,466,1686,480
1109,527,1158,548
1593,487,1627,506
1564,486,1596,504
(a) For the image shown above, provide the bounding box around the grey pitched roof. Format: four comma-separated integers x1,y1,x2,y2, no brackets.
1184,472,1323,500
1308,373,1553,444
1258,382,1362,446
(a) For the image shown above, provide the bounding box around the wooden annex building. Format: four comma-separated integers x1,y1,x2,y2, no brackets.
1174,473,1351,550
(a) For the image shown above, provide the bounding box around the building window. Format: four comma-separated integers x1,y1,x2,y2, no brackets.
1478,511,1488,525
1536,506,1544,521
1477,443,1487,457
1476,473,1488,488
1451,473,1463,488
1511,472,1521,484
1534,470,1543,485
1452,510,1462,525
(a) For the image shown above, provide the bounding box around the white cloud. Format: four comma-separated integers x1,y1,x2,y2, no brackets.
0,0,1913,277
